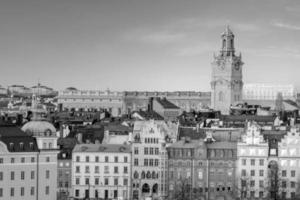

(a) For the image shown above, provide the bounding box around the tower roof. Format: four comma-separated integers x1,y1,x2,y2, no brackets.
222,25,234,36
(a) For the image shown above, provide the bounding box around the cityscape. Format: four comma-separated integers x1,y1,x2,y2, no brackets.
1,1,300,200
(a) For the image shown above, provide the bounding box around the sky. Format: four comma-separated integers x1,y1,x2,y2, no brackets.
1,0,300,91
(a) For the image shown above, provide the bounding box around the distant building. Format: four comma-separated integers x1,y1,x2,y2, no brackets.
152,98,181,121
31,84,57,97
72,144,131,200
8,85,32,97
243,84,296,100
57,88,124,117
57,150,72,199
211,26,244,114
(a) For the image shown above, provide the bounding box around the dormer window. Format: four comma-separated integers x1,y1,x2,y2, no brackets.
29,142,34,150
9,143,14,150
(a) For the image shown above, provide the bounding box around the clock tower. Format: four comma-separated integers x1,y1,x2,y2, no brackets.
211,26,243,114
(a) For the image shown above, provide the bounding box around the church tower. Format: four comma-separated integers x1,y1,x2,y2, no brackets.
211,26,244,114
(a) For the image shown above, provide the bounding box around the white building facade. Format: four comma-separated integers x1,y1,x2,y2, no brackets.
72,144,131,200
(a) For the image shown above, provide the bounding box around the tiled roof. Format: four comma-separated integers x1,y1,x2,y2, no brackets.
0,126,39,152
206,141,237,149
221,115,276,122
155,98,180,109
73,143,131,153
132,110,164,120
168,139,204,148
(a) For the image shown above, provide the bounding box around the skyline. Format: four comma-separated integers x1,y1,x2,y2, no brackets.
1,0,300,91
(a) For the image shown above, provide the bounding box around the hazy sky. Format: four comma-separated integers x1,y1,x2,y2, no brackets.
1,0,300,91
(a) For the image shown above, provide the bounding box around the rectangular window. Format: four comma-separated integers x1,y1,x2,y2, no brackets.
76,178,80,185
95,178,99,185
114,178,118,186
31,171,34,179
134,147,139,155
250,159,255,166
85,156,89,162
21,171,25,180
45,186,49,195
150,147,154,155
11,171,15,180
114,156,118,163
250,180,255,187
241,170,246,177
85,166,90,173
10,188,14,196
242,159,246,165
250,191,255,197
282,181,287,188
21,157,25,163
144,148,148,155
75,189,79,197
46,157,50,162
291,170,296,177
144,159,148,166
259,180,264,187
0,158,3,164
85,178,89,185
114,166,118,174
76,166,80,173
30,187,34,195
11,158,15,163
105,178,109,185
282,170,287,177
155,159,159,166
149,159,153,166
95,156,99,162
291,181,296,188
21,187,24,196
124,166,128,174
0,188,2,197
259,159,264,166
105,156,109,162
123,178,128,186
250,170,255,176
124,156,128,163
259,170,264,177
76,156,80,162
134,159,138,166
31,157,35,163
155,148,159,155
0,172,3,181
259,191,263,198
46,170,50,179
104,166,109,174
95,166,99,173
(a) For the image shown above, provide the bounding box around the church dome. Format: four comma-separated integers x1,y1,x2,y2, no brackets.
22,121,56,137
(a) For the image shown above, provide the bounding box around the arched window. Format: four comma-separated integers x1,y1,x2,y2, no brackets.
219,92,224,102
141,171,145,179
152,171,156,179
146,171,151,179
230,39,234,49
222,39,226,49
152,184,158,193
142,184,150,193
134,171,139,179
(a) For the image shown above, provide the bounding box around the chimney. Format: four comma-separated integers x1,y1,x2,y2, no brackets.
148,97,154,112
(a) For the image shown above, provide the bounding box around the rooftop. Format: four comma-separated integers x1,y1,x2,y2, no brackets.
155,97,180,109
73,143,131,153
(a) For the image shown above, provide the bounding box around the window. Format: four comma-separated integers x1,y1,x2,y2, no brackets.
241,170,246,177
10,187,14,196
291,181,296,188
134,159,138,166
144,159,148,166
259,191,263,198
250,191,255,197
75,189,79,197
291,192,296,198
105,156,109,162
114,178,118,185
104,166,109,174
155,148,159,155
31,157,35,163
150,148,154,155
0,172,3,181
11,171,15,180
85,178,89,185
31,171,35,179
114,156,118,163
250,159,255,166
149,159,153,166
124,166,128,174
114,166,118,174
259,170,264,177
242,159,246,165
95,156,99,162
21,187,24,196
282,170,287,177
250,180,255,187
30,187,34,195
282,181,287,188
21,157,25,163
114,190,118,198
76,166,80,173
105,178,109,185
121,178,127,186
46,157,50,162
291,170,296,177
21,171,25,180
95,166,99,173
45,186,49,195
259,180,264,187
0,158,3,164
134,147,139,155
85,156,89,162
250,170,255,176
76,178,80,185
0,188,2,197
95,177,99,185
46,170,50,179
259,159,264,166
76,156,80,162
155,159,159,166
124,156,128,163
11,158,15,163
85,166,90,173
144,148,148,155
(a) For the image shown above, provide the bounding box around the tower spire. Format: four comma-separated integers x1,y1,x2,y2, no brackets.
220,25,235,56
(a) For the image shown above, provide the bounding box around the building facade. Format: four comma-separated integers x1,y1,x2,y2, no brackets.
131,120,175,200
72,144,131,200
211,26,244,114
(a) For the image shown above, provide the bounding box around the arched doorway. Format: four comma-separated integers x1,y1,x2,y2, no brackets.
142,183,150,193
152,183,158,194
